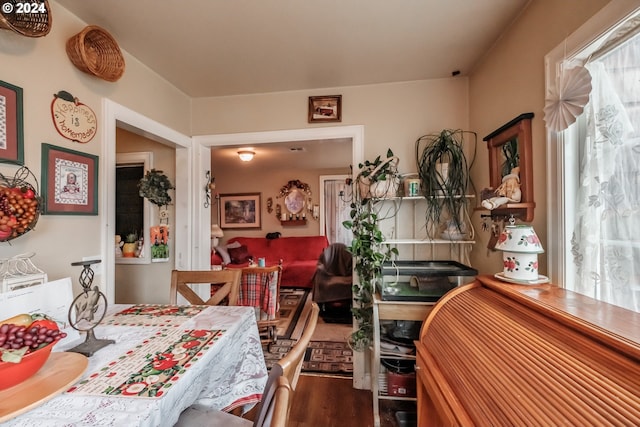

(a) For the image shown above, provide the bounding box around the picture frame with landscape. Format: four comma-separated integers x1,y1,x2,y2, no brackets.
220,192,261,229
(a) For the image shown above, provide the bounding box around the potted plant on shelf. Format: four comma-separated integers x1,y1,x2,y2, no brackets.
356,149,400,199
122,232,138,257
415,129,476,238
343,149,399,351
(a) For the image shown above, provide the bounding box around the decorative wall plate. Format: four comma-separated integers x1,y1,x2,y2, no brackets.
284,188,305,214
51,90,97,143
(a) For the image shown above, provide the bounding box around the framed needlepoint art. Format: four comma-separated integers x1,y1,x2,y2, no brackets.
41,143,98,215
0,80,24,164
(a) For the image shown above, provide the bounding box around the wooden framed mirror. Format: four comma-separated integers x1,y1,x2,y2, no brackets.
482,112,535,221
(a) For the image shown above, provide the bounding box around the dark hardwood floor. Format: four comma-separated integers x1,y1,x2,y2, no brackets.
288,374,373,427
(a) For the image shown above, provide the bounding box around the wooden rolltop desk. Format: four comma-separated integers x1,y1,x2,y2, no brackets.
415,275,640,427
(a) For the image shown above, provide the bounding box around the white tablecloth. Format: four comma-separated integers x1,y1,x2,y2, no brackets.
3,305,268,427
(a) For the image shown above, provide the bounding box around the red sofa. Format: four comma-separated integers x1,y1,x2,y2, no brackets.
211,235,329,288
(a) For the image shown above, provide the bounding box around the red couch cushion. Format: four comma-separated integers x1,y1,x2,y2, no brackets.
219,236,329,288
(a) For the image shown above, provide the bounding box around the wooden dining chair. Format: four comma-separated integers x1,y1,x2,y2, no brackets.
238,265,282,344
278,302,319,390
175,363,293,427
170,269,241,306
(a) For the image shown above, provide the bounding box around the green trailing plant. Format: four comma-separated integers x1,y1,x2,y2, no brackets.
138,169,175,207
415,129,476,235
501,138,519,177
343,149,399,351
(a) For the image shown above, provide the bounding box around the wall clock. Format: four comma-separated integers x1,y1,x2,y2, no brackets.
51,90,97,143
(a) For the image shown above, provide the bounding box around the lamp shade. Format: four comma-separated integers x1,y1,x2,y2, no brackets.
211,224,224,238
495,225,544,253
237,150,255,162
495,225,544,282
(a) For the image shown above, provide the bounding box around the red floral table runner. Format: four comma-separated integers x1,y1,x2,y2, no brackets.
67,327,225,398
103,304,209,327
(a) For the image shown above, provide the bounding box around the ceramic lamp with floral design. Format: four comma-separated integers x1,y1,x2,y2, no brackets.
495,224,544,282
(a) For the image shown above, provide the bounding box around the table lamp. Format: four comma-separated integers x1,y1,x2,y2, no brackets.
494,223,544,283
211,224,224,247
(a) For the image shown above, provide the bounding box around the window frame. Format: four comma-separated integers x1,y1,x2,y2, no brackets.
544,0,640,286
115,151,153,265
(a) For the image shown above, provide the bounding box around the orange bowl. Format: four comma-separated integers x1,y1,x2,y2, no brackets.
0,342,54,390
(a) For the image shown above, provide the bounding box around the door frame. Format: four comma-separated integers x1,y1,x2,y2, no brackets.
101,99,192,304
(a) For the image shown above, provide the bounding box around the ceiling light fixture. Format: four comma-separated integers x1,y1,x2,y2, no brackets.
237,150,255,162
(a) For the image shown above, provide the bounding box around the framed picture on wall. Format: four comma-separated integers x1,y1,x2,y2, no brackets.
220,193,261,229
41,143,99,215
308,95,342,123
0,80,24,164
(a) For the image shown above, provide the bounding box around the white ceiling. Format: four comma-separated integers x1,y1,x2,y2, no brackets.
56,0,530,169
56,0,530,98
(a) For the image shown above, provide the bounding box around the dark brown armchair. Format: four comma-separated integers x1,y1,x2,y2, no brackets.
311,243,353,323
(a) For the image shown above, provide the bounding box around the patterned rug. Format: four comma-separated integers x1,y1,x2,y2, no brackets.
262,290,353,377
276,288,309,339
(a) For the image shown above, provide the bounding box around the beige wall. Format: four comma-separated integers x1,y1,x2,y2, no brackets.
468,0,611,276
0,1,191,294
193,78,470,175
211,151,348,242
115,128,176,304
0,0,614,294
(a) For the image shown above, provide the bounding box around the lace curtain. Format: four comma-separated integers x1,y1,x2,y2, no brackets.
570,31,640,312
323,178,353,245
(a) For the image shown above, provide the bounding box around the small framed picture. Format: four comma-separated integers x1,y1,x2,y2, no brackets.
220,193,261,229
308,95,342,123
41,143,99,215
0,80,24,164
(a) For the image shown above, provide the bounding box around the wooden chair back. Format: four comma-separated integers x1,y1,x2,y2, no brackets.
277,302,319,390
170,269,241,306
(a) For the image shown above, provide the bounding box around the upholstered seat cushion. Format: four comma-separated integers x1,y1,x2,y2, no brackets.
212,236,329,288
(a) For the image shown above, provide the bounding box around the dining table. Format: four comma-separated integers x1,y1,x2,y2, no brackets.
1,303,268,427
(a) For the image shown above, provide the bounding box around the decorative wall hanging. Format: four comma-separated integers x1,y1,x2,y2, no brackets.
0,166,41,241
41,143,98,215
276,179,313,215
138,169,174,208
220,193,261,229
0,80,24,164
544,65,592,132
51,91,97,143
150,225,169,262
308,95,342,123
0,0,52,38
66,25,125,82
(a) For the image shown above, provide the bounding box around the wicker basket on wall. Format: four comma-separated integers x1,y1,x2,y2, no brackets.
66,25,125,82
0,0,51,37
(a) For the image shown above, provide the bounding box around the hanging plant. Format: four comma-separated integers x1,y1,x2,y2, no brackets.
343,149,398,351
138,169,175,207
415,129,476,236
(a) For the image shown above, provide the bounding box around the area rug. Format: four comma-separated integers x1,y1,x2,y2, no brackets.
302,340,353,377
276,288,309,339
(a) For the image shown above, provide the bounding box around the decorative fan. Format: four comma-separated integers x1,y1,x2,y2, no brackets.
544,65,592,132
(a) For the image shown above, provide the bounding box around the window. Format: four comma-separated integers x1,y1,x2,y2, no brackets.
115,152,153,264
546,3,640,312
